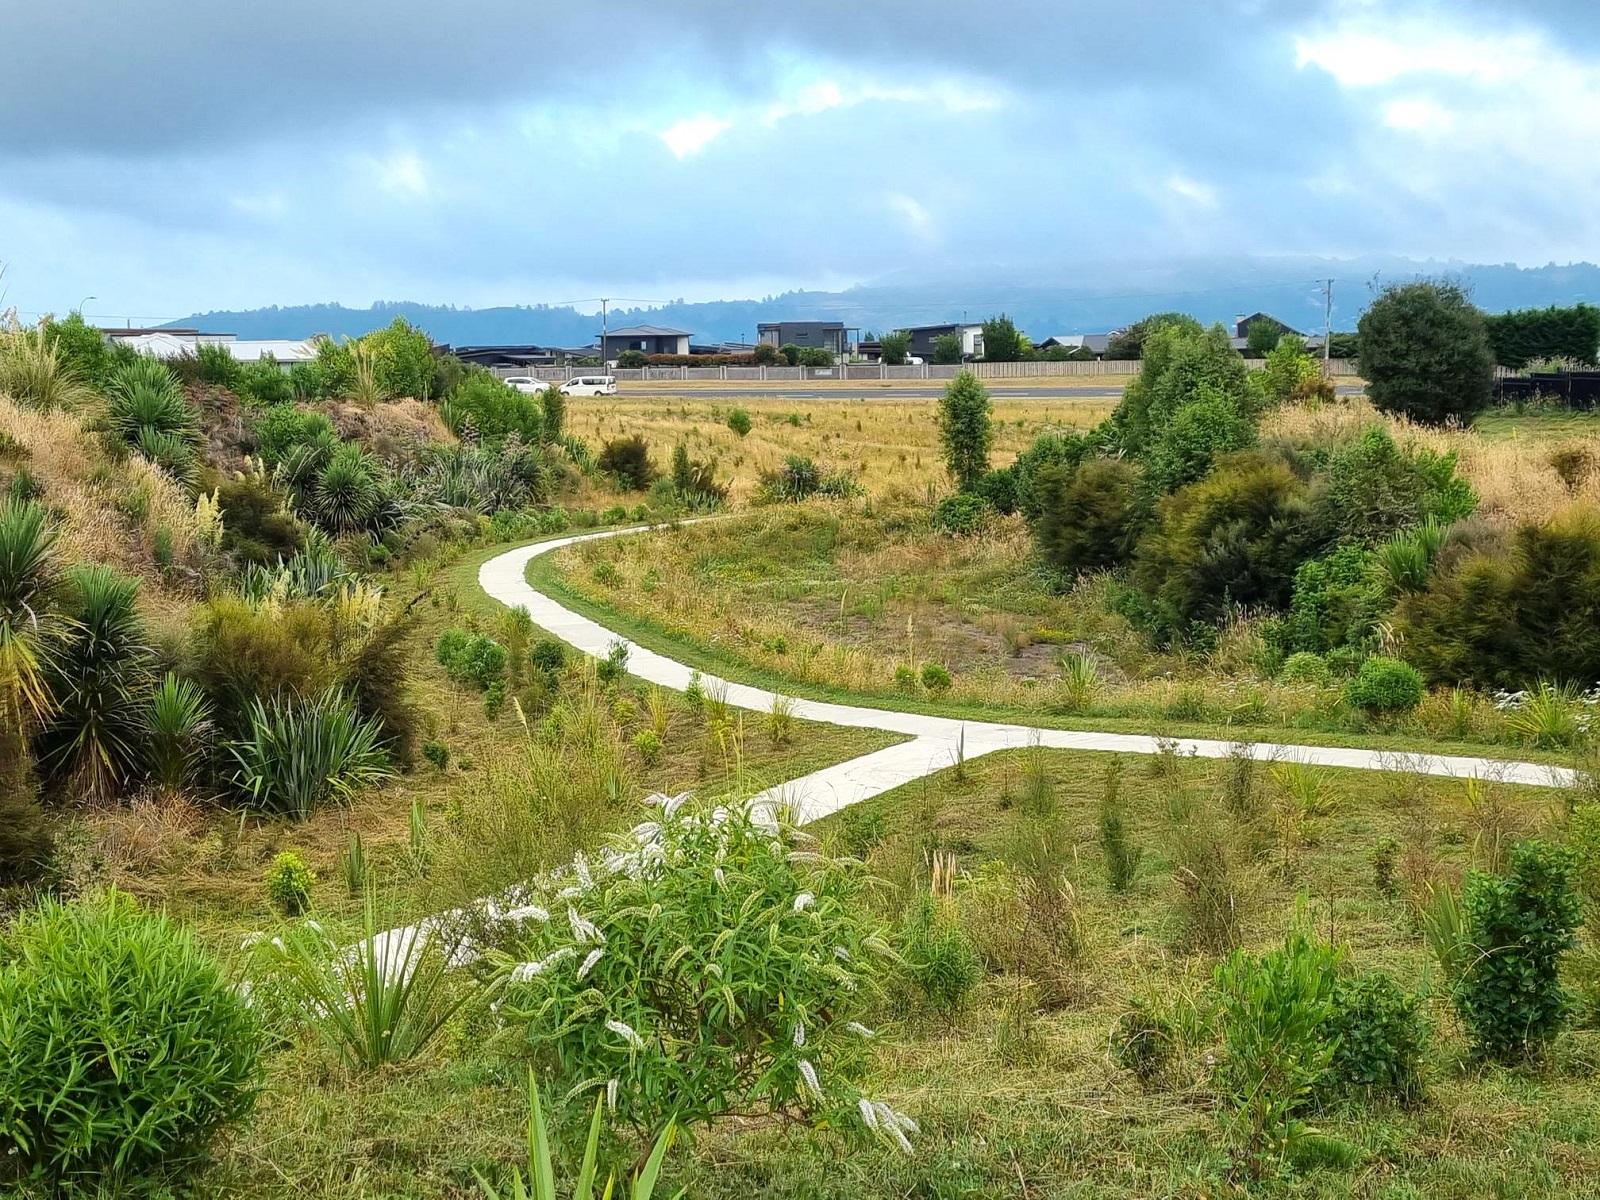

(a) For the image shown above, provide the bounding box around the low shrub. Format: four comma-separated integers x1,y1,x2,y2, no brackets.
436,628,508,689
932,492,988,536
1344,656,1424,715
727,408,752,437
755,455,861,503
631,728,663,764
1454,840,1582,1061
597,435,657,491
1278,651,1332,686
1097,758,1141,892
422,739,450,770
1321,970,1428,1107
529,637,567,675
489,795,901,1139
0,892,261,1193
1032,457,1141,573
900,891,983,1018
265,850,316,916
596,639,630,687
485,680,508,721
919,662,952,693
1111,998,1178,1087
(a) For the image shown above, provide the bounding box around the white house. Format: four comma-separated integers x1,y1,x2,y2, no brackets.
102,329,320,368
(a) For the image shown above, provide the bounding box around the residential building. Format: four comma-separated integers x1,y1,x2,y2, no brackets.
1234,312,1301,341
1035,334,1112,356
448,344,555,369
100,328,319,366
600,325,691,358
902,322,985,361
756,321,852,358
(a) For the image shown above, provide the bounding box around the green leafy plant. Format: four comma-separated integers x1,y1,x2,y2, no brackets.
1321,970,1428,1107
598,435,657,491
1454,840,1583,1061
597,639,630,687
0,891,261,1193
900,890,983,1018
932,492,988,536
144,673,214,793
265,850,315,916
765,693,796,746
422,739,450,770
1357,279,1495,426
1057,651,1100,713
436,628,509,689
919,662,952,693
489,794,901,1138
342,831,368,895
1278,651,1332,686
726,408,752,437
1110,997,1179,1088
631,728,663,764
1503,681,1584,749
104,357,201,482
229,689,392,819
1213,932,1341,1179
250,893,473,1069
1343,656,1424,715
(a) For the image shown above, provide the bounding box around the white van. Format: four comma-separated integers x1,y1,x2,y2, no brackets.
503,376,542,394
561,375,617,397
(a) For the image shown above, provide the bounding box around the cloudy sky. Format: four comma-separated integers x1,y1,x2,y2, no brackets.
3,0,1597,323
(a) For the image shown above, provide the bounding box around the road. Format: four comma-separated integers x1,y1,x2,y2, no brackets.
618,384,1367,401
478,526,1566,826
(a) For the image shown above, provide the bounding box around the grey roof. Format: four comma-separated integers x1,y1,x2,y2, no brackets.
604,324,691,337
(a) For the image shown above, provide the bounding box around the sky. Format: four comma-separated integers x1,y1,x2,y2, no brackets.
3,0,1599,324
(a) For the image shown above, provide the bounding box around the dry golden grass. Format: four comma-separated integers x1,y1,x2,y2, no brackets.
567,391,1120,504
1264,395,1600,525
0,393,201,588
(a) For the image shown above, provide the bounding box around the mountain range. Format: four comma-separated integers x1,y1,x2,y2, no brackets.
168,256,1600,347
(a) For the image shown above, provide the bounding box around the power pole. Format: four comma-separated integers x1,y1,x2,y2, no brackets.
1322,278,1334,374
600,297,609,366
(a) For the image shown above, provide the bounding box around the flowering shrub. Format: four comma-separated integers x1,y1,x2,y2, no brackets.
487,794,912,1147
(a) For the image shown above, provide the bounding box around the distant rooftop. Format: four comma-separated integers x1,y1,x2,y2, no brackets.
604,324,691,337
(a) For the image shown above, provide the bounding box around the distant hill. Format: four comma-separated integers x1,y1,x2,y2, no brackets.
171,257,1600,347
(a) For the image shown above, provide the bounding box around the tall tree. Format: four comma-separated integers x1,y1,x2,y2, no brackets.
938,371,994,491
1357,280,1494,426
981,314,1024,362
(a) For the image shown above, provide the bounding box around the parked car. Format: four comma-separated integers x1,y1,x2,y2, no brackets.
504,376,542,394
562,375,617,397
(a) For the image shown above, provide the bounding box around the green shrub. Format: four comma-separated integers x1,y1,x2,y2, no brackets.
631,728,664,764
919,662,952,692
900,892,983,1017
1343,656,1424,715
1283,545,1384,655
1484,303,1600,369
1454,840,1582,1061
235,356,295,407
1143,388,1258,493
615,349,648,369
1321,970,1428,1107
0,892,261,1192
937,371,993,490
727,408,752,437
104,358,201,483
422,739,450,770
1278,651,1332,686
229,689,392,820
755,454,861,503
596,639,630,687
265,850,315,916
1032,457,1141,573
1357,280,1494,426
1107,320,1248,457
1313,426,1476,544
436,628,509,688
442,372,544,443
1010,431,1093,521
932,492,988,536
485,680,508,721
529,638,567,675
491,795,898,1136
597,435,657,491
1213,933,1340,1178
893,664,917,692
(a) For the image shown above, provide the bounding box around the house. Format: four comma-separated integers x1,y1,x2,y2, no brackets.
447,344,555,369
903,323,985,362
756,321,852,358
600,325,691,358
100,328,319,367
1035,334,1112,357
1234,312,1301,342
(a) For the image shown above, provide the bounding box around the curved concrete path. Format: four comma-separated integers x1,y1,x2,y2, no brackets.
480,527,1575,823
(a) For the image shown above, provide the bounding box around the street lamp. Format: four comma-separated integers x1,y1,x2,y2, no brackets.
77,295,96,316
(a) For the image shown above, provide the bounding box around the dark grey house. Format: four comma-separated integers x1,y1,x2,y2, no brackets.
903,322,985,361
756,321,851,357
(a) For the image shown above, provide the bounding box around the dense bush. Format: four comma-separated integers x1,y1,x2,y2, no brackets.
229,689,391,819
38,312,116,387
937,371,993,491
980,314,1024,362
442,372,544,443
1278,651,1332,686
252,404,329,466
362,317,436,400
1282,544,1383,655
1010,431,1094,522
216,475,304,564
490,795,900,1137
1397,510,1600,686
932,492,988,536
1322,970,1428,1107
1104,312,1200,361
234,357,295,407
1357,280,1494,426
1108,321,1248,456
597,434,657,490
1033,458,1142,573
727,407,752,436
615,349,648,368
666,442,726,507
879,331,910,365
1343,656,1424,714
0,892,261,1193
1143,386,1257,493
1311,427,1476,544
192,595,339,724
932,333,963,365
900,892,983,1017
436,628,508,688
1484,303,1600,369
1130,454,1320,637
104,358,201,483
1454,840,1582,1061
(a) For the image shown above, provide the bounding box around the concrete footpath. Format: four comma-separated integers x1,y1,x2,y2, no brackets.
480,529,1573,824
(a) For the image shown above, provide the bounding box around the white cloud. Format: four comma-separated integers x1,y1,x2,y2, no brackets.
371,151,427,196
659,114,732,158
1166,173,1218,209
886,193,937,241
1382,96,1452,133
1294,26,1542,87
